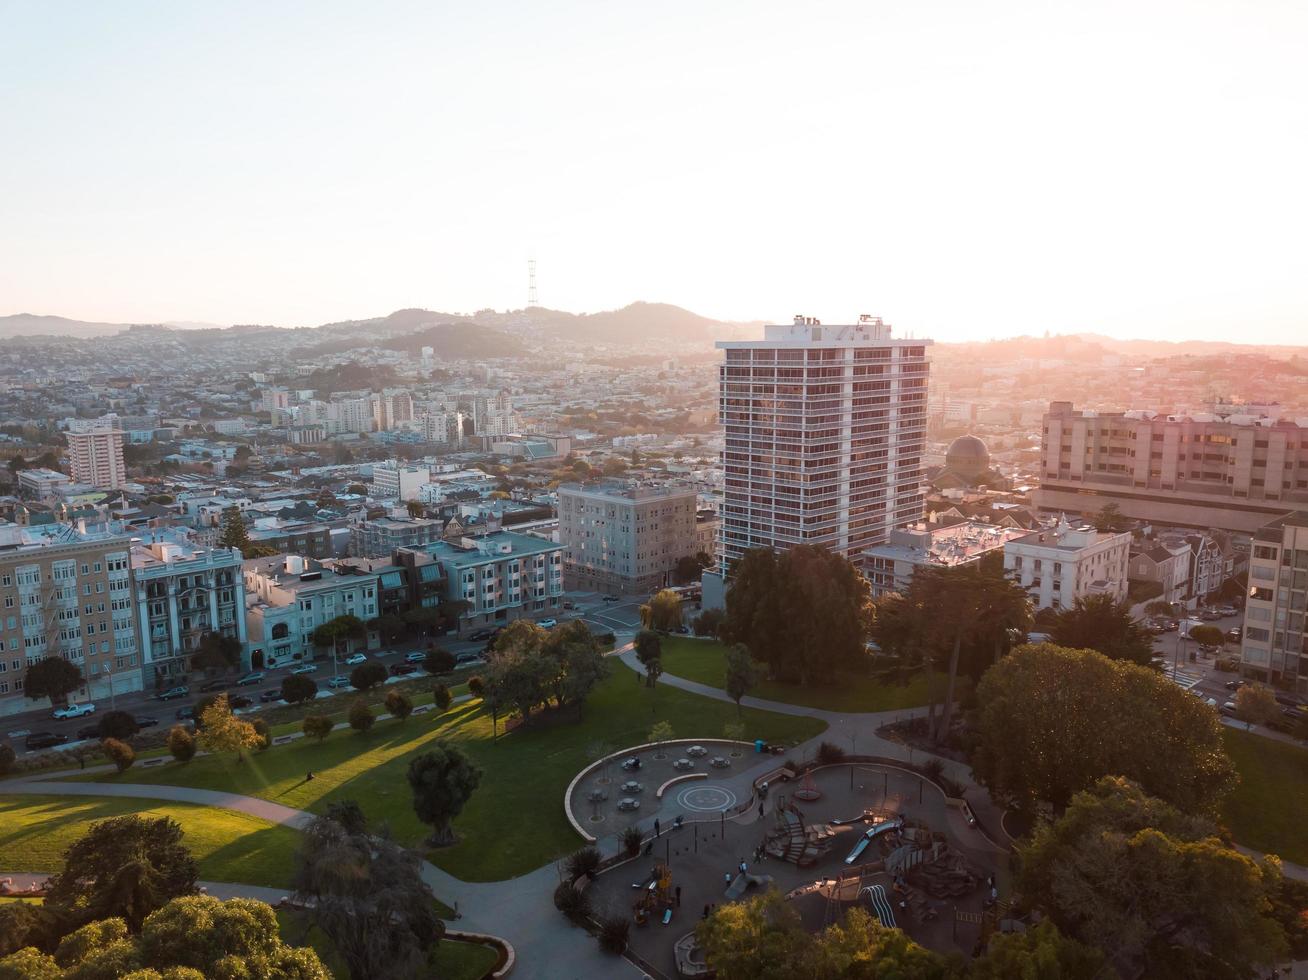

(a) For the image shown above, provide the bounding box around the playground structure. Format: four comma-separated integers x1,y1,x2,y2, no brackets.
632,862,674,926
844,815,904,865
764,802,839,866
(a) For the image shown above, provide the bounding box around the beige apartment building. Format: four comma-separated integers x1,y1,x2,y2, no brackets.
558,481,701,594
1241,512,1308,694
1035,401,1308,533
0,523,142,718
66,414,128,489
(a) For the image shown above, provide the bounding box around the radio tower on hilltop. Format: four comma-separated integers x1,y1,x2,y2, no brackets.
527,258,538,309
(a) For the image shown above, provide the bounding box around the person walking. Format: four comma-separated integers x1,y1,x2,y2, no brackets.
654,817,661,838
675,886,682,907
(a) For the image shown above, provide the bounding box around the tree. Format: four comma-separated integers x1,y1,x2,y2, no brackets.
216,505,251,554
402,605,446,638
251,717,271,752
0,900,62,957
539,620,609,710
404,500,425,518
98,710,140,741
368,613,407,646
722,545,872,686
431,683,452,712
190,632,242,675
1048,594,1153,666
24,657,84,708
349,661,387,691
324,800,369,836
0,743,13,777
195,695,262,762
45,815,199,931
281,674,318,704
970,920,1107,979
674,554,709,585
467,675,484,698
102,737,135,773
1092,502,1129,532
1189,624,1225,649
692,607,725,638
1235,683,1282,729
310,615,366,661
973,644,1237,813
292,814,442,980
601,458,628,477
424,646,456,675
1144,599,1177,618
407,744,483,846
302,715,333,742
649,720,674,757
724,643,758,716
348,699,375,733
641,589,684,632
634,630,663,688
166,725,196,763
1018,777,1287,975
384,689,413,722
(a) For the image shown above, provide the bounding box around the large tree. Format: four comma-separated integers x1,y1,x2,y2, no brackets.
1235,682,1282,728
1019,776,1287,976
190,631,242,675
539,619,608,710
45,815,198,931
195,694,263,762
722,545,871,686
216,504,251,553
310,615,366,660
973,644,1236,812
23,657,84,708
407,744,483,846
292,814,443,980
1048,594,1153,665
641,589,684,632
969,920,1107,979
724,643,757,716
634,629,663,688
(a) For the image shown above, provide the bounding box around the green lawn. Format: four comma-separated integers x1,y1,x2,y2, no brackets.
278,909,498,980
658,637,952,714
59,660,824,881
0,794,301,888
1222,728,1308,865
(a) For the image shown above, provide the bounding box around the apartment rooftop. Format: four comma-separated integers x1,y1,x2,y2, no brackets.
867,520,1029,568
1007,516,1124,552
717,315,931,349
129,529,240,568
417,530,559,569
558,479,697,502
1253,511,1308,542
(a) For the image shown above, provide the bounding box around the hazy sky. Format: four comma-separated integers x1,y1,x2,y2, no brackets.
2,1,1305,343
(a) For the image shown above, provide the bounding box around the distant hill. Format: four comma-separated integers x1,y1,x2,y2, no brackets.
0,314,129,339
383,320,529,359
521,302,758,344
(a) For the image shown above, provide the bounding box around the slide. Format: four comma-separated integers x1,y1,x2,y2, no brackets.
861,884,896,928
844,818,904,864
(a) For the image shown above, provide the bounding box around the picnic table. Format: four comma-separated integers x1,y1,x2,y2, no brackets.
622,757,642,771
686,744,708,758
673,758,694,771
586,788,608,803
617,798,641,811
621,780,644,794
710,756,730,769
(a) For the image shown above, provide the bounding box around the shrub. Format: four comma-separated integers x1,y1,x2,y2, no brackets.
553,881,590,922
0,743,13,775
467,676,484,698
566,846,601,882
302,715,334,742
432,683,452,712
98,709,140,741
281,674,318,704
349,661,387,692
622,825,643,857
598,914,630,954
1216,656,1241,672
325,800,369,835
102,737,135,773
816,741,846,764
348,699,375,733
692,608,725,638
424,647,456,675
166,724,196,763
250,718,271,752
599,632,616,647
922,757,945,784
385,689,414,721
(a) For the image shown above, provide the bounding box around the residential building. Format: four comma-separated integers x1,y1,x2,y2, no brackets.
713,315,931,574
472,392,517,438
0,522,143,718
243,554,380,669
1002,516,1131,610
558,481,700,593
246,519,336,559
1128,541,1191,605
371,461,431,501
17,467,71,502
349,515,446,558
864,519,1029,599
131,532,247,684
421,411,464,446
332,397,376,434
66,414,128,489
260,387,291,412
1034,401,1308,533
373,389,413,431
1240,512,1308,694
409,530,563,631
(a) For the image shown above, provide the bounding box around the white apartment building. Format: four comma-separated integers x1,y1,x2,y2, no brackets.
66,415,128,489
558,481,700,593
422,411,465,446
472,392,517,438
132,533,247,684
1003,517,1131,610
260,387,291,412
416,531,563,631
332,397,376,434
1240,512,1308,694
864,519,1029,599
17,467,71,502
373,389,413,431
371,461,431,502
243,555,380,669
713,315,931,576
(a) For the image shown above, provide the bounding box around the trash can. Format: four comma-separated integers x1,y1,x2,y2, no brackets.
755,739,766,754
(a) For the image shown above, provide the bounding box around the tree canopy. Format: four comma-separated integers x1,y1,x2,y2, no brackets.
972,644,1236,812
724,643,758,715
216,505,251,553
642,589,684,632
196,695,263,761
1047,594,1153,665
23,657,84,707
190,632,242,674
485,619,608,719
407,744,483,846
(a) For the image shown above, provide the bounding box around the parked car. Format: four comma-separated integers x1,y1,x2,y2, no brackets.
1226,627,1242,642
467,629,495,642
228,695,253,710
1220,700,1238,717
290,663,319,675
25,731,69,750
673,625,690,635
455,652,482,665
1162,619,1179,632
259,689,283,703
389,663,418,677
175,706,194,721
404,651,427,664
157,686,189,701
1274,692,1307,709
537,618,558,629
1225,679,1246,691
345,653,368,666
1217,605,1240,617
77,723,102,740
1199,644,1222,656
236,671,265,687
199,679,227,693
602,594,620,602
1199,609,1223,621
135,716,159,729
327,675,352,689
562,600,576,610
52,702,96,720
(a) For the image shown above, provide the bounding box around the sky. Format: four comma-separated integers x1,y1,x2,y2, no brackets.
1,0,1306,344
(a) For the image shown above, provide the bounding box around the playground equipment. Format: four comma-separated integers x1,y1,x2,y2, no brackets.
844,816,904,865
860,883,897,928
724,871,774,901
633,862,673,926
793,768,822,802
764,803,837,866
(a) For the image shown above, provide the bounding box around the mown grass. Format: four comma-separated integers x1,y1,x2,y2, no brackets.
1221,728,1308,865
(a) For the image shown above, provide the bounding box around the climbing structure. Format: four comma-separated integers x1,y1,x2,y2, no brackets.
763,803,837,866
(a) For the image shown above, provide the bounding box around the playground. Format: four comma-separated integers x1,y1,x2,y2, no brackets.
582,761,1009,978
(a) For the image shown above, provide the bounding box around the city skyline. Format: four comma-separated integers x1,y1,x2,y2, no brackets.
3,1,1306,344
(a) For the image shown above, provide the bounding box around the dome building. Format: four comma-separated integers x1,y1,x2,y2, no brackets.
933,434,1004,489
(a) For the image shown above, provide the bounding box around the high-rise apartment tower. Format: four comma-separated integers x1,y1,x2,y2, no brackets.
66,414,128,489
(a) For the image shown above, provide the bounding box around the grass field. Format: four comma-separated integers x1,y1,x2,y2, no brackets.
278,909,497,980
1221,728,1308,865
0,794,301,887
60,659,825,881
657,637,951,714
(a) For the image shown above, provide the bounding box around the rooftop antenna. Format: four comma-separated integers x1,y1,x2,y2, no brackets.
527,258,538,309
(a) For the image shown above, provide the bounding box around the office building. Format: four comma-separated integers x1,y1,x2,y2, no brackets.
1002,516,1131,610
714,315,931,575
558,481,701,593
0,522,143,718
864,519,1029,599
66,415,128,489
1240,512,1308,694
1034,401,1308,533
